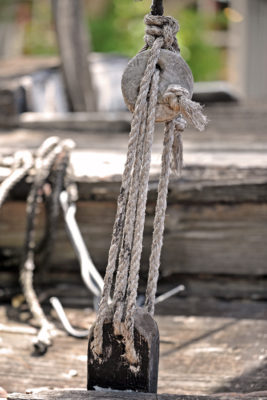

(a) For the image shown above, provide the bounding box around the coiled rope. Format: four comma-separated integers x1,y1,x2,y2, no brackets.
92,13,207,365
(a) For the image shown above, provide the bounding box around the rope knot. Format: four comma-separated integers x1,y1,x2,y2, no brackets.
163,84,208,131
144,14,179,51
163,85,190,112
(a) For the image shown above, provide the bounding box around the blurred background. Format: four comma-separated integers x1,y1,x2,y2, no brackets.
0,0,229,81
0,0,266,118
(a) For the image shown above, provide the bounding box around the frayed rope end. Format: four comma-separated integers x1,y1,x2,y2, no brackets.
163,85,208,132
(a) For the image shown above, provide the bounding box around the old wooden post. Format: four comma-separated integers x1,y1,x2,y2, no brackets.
51,0,97,112
87,308,159,393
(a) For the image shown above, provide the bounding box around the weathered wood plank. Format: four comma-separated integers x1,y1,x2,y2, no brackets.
7,389,267,400
18,112,131,132
1,200,267,278
0,82,22,127
1,305,267,396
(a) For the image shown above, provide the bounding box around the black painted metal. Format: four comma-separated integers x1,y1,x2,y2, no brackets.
151,0,164,16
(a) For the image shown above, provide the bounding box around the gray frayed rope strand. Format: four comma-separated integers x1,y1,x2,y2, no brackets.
92,13,207,365
163,85,208,131
144,14,180,52
0,151,33,208
123,69,160,364
112,109,148,336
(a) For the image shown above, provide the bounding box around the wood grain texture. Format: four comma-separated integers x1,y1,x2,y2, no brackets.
1,304,267,396
7,389,267,400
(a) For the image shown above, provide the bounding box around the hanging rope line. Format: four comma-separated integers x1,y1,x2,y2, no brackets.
91,10,207,365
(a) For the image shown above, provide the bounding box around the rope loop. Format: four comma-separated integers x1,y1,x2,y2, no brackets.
144,14,179,51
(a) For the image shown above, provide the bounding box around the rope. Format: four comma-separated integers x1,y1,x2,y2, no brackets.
20,138,75,353
0,137,99,347
171,115,187,175
144,120,174,315
123,69,160,364
0,151,33,208
112,109,148,336
37,150,71,267
91,12,207,365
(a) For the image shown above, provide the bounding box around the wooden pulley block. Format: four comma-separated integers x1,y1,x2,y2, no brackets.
121,49,194,122
87,307,159,393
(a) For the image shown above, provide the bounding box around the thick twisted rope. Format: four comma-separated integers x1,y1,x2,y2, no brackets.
20,138,75,353
92,35,164,358
92,13,207,364
123,69,160,364
112,109,148,336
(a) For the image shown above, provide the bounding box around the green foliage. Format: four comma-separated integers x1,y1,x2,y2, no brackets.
23,2,57,56
177,9,223,81
89,1,224,82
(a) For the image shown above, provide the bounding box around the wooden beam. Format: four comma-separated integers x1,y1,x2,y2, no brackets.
7,389,267,400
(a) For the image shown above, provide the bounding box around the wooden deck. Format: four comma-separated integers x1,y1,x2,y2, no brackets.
1,298,267,398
